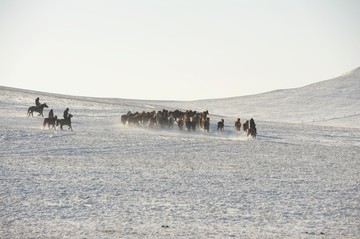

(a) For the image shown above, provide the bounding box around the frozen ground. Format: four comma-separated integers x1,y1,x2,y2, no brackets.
0,69,359,238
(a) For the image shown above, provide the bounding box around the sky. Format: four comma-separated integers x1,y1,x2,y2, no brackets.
0,0,360,101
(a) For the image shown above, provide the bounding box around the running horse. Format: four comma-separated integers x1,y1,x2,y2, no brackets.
217,119,224,131
27,103,48,117
247,118,257,139
56,114,73,131
43,116,57,130
243,120,249,134
235,118,241,131
247,127,257,139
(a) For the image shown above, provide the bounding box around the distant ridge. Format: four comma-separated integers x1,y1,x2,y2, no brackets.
1,67,359,128
194,67,360,128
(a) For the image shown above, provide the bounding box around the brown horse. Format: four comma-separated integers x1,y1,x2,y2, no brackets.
148,116,157,128
43,116,57,130
177,117,184,130
184,114,192,131
198,110,209,129
121,111,132,125
204,117,210,132
243,120,249,133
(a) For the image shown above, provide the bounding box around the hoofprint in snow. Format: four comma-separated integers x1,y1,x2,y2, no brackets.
1,69,360,238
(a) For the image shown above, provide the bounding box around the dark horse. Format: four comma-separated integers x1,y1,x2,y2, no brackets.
247,118,257,139
235,118,241,131
243,120,249,134
43,116,57,130
217,119,224,131
204,117,210,132
27,103,48,117
247,127,257,139
57,114,73,131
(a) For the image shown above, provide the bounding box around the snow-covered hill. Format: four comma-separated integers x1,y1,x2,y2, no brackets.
1,67,359,128
0,68,359,238
194,67,360,128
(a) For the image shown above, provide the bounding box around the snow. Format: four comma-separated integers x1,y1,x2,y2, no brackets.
1,69,360,238
194,67,360,128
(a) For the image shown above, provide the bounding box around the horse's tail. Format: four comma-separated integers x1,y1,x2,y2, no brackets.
43,118,51,127
27,107,32,116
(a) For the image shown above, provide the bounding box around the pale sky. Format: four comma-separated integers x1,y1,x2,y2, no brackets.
1,0,359,100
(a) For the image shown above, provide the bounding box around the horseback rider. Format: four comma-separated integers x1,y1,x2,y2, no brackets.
250,118,257,134
63,108,70,120
235,118,241,131
35,97,40,107
48,109,54,118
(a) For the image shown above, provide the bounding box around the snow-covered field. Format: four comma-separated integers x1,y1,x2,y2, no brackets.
1,69,359,238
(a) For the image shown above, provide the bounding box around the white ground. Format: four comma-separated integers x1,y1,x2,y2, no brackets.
1,69,359,238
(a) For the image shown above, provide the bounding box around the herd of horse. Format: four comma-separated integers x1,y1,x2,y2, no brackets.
27,103,73,131
27,103,257,138
121,109,257,138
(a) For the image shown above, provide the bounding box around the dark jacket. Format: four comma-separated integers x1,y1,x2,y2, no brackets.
63,108,69,119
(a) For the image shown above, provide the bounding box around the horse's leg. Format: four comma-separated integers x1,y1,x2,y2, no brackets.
27,108,33,116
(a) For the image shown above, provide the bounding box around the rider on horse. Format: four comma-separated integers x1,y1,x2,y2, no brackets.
35,97,41,107
48,109,54,118
250,118,257,134
63,108,70,120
